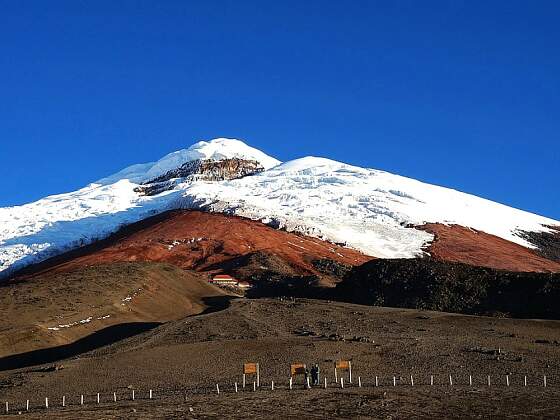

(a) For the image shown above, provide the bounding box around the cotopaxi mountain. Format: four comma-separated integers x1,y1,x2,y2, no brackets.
1,137,559,278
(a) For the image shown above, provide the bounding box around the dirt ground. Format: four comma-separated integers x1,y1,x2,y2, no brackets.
1,298,560,418
0,263,230,357
3,387,560,419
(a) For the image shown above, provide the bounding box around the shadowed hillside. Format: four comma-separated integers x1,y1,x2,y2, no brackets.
335,258,560,319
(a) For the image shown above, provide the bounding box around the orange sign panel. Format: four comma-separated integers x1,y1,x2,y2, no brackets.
291,363,306,376
244,363,258,374
336,360,351,370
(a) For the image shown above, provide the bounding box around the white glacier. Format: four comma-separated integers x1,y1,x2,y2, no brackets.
0,138,558,277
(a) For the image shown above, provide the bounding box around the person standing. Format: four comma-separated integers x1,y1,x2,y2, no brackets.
314,363,320,385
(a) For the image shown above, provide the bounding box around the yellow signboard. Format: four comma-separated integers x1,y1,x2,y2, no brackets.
291,363,306,376
336,360,351,370
244,363,258,374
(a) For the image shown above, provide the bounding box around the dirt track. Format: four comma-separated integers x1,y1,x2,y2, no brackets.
1,298,560,418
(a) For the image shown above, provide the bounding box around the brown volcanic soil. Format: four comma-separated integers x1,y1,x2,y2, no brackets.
13,210,370,280
0,262,230,357
1,298,560,418
420,223,560,273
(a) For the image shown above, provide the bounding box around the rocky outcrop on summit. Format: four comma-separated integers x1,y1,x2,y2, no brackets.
135,158,264,196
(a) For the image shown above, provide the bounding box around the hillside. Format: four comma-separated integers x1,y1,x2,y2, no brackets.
335,258,560,319
1,299,560,418
0,262,230,358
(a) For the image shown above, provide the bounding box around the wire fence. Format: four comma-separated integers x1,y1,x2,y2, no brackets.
1,373,556,415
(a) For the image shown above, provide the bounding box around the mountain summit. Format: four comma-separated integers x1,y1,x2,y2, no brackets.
1,138,559,277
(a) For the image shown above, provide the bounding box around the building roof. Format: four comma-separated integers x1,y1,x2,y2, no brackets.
213,274,234,280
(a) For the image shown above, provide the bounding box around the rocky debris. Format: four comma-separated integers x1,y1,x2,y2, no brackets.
135,158,264,196
335,257,560,320
293,327,317,337
535,339,560,345
350,336,373,343
463,346,502,355
312,258,353,279
40,364,64,372
517,226,560,263
328,333,345,342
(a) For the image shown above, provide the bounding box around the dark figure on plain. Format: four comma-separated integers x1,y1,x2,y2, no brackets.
311,363,320,386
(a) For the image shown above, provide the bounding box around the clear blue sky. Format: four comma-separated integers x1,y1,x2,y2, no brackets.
1,1,558,219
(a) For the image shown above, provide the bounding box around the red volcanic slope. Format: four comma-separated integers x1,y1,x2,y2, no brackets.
420,223,560,273
17,210,371,278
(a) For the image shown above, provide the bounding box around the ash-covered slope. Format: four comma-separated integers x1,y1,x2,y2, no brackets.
1,138,559,277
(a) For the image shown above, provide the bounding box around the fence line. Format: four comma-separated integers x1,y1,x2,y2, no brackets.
1,374,556,415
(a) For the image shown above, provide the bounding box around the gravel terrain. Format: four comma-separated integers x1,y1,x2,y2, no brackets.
1,298,560,418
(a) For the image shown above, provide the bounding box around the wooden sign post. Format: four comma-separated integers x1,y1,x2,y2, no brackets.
243,363,260,388
290,363,307,388
335,360,352,384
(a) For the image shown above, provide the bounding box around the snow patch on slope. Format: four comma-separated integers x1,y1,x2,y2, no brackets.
1,139,558,277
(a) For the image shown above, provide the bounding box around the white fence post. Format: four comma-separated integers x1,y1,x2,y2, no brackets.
243,374,246,388
45,397,48,409
132,390,135,401
26,400,29,411
524,376,527,387
216,384,219,395
469,375,472,386
5,402,8,414
114,392,117,402
289,377,293,390
488,375,491,387
97,393,100,404
150,389,153,399
253,381,256,392
81,395,84,405
410,375,414,386
393,376,396,387
324,377,327,389
375,376,379,387
544,376,547,387
235,382,238,393
358,377,362,387
341,377,344,389
430,375,434,386
62,395,65,407
506,375,510,387
449,375,453,386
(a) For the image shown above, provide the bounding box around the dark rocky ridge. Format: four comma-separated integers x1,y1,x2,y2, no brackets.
517,225,560,263
135,158,264,196
334,258,560,319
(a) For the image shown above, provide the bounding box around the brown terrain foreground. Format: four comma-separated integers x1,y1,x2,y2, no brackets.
0,263,233,357
0,298,560,419
420,223,560,273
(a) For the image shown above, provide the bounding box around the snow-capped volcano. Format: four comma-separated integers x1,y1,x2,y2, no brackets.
0,138,558,277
